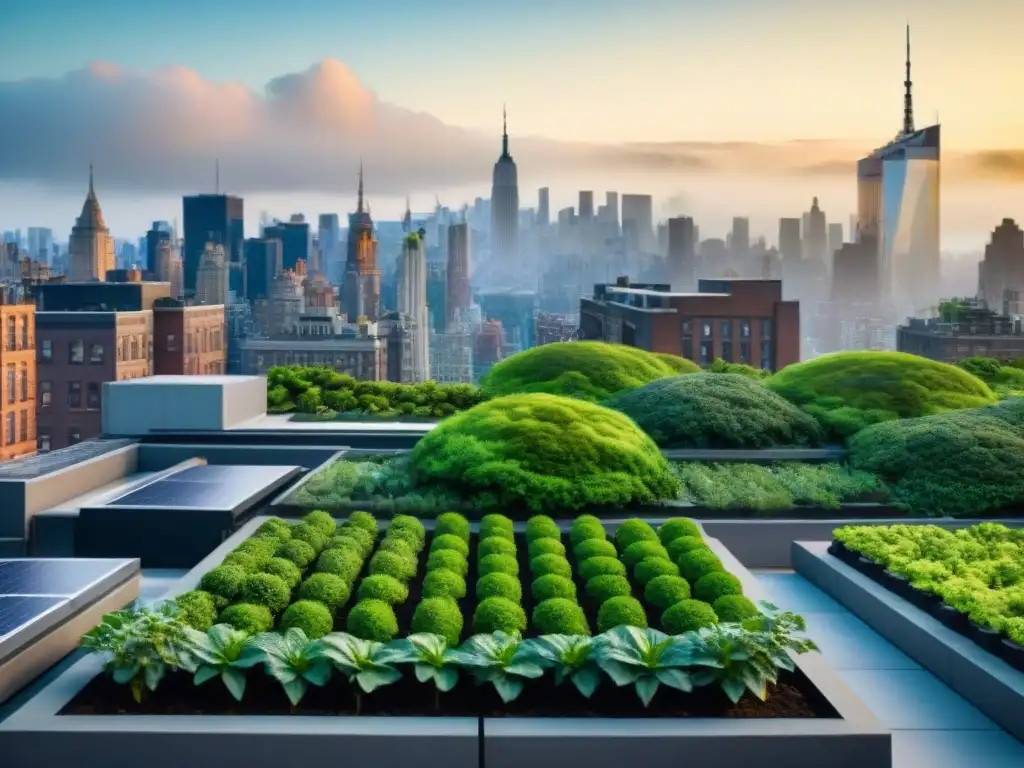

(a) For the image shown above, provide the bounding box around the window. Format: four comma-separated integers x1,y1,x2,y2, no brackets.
120,337,129,361
699,341,712,365
701,322,712,339
5,365,13,404
68,427,81,446
87,382,101,410
166,334,177,352
760,342,773,371
89,343,104,363
20,315,28,350
680,318,693,359
5,412,13,444
19,409,27,442
19,364,27,401
6,317,14,350
740,341,751,364
761,318,773,340
37,431,50,452
740,319,751,338
131,336,140,360
40,339,52,362
68,381,82,409
39,380,51,407
721,320,732,339
69,339,84,364
722,340,733,363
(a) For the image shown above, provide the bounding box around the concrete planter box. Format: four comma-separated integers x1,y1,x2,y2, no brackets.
793,540,1024,743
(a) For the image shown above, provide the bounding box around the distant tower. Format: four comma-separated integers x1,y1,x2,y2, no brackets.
195,242,228,306
344,162,380,321
902,24,915,136
399,233,430,382
69,165,116,281
490,106,520,268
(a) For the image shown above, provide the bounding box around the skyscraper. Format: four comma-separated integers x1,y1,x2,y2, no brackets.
803,198,827,263
69,166,116,281
447,222,471,330
667,217,697,291
578,191,595,221
264,218,310,273
195,243,228,307
399,233,430,382
145,222,172,275
490,107,520,266
978,219,1024,314
730,218,750,260
537,188,550,228
344,163,380,320
317,214,341,282
828,223,844,261
182,194,244,295
778,218,802,261
621,194,653,251
605,192,619,228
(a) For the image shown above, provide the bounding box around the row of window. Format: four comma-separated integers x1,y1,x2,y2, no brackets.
681,318,774,341
2,364,30,405
38,381,101,410
5,315,31,351
37,428,80,453
39,336,151,365
683,340,774,370
1,409,31,446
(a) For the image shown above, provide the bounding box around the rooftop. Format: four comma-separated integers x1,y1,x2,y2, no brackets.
0,439,135,481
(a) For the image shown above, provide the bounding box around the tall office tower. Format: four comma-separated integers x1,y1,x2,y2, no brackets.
399,233,430,382
27,228,53,262
605,192,619,228
447,223,471,329
850,214,860,243
621,194,653,251
537,188,550,228
317,213,341,282
828,223,844,260
778,218,802,261
263,217,310,273
578,191,595,221
856,25,940,316
802,198,828,263
490,107,520,266
195,243,228,307
69,166,116,282
145,222,172,275
154,239,183,298
243,237,283,302
667,217,697,291
978,219,1024,314
344,164,380,320
182,193,244,294
730,217,750,260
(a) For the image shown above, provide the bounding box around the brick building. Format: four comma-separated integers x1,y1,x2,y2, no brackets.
0,294,37,460
153,300,226,375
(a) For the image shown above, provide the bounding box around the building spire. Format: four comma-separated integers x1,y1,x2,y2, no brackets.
357,159,365,213
903,24,915,136
501,103,509,158
88,162,95,197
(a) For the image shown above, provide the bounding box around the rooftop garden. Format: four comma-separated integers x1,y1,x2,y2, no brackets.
75,511,819,717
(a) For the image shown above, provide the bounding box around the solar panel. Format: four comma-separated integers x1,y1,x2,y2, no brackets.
106,465,300,510
0,560,121,596
0,596,67,639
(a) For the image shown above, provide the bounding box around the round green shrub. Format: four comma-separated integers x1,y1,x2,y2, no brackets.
408,394,681,513
478,537,518,559
713,595,761,623
530,553,572,579
200,565,247,603
608,373,824,449
635,556,680,586
435,512,471,543
315,548,363,583
533,598,589,635
532,574,577,602
479,553,520,578
644,575,692,611
301,510,338,538
279,600,334,639
290,523,328,553
297,572,351,611
570,515,606,547
693,572,743,603
579,556,627,581
658,518,702,545
389,515,426,549
221,552,259,572
615,519,659,551
175,590,217,631
677,549,725,583
480,528,515,544
427,549,468,576
431,533,470,558
346,510,378,535
411,597,464,644
346,599,399,642
357,574,409,605
476,572,522,603
234,537,278,566
331,526,375,557
597,596,648,632
480,513,514,536
219,603,273,634
528,537,566,559
666,535,709,562
377,536,416,560
255,518,292,540
480,340,690,401
276,539,318,569
473,596,527,635
573,538,617,561
422,568,467,599
586,574,632,604
622,540,670,569
765,350,996,438
369,550,417,581
239,572,291,614
526,515,561,543
260,557,303,589
662,599,719,634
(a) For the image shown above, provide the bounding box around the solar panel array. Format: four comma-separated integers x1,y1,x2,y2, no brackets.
0,439,136,480
106,464,300,510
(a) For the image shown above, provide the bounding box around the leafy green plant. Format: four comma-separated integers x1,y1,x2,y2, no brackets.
383,632,462,709
319,632,402,714
186,624,265,701
247,628,334,707
593,626,692,706
451,631,544,703
520,634,601,698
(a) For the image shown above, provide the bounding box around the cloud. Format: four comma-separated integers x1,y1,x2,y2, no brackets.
0,60,1020,197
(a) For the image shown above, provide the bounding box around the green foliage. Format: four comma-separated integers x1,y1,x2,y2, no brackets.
357,574,410,605
706,358,770,379
596,596,648,633
473,597,528,635
318,633,402,698
346,599,400,642
644,575,692,611
765,351,997,438
218,604,274,634
635,557,680,586
411,597,464,645
427,548,469,577
481,341,690,401
247,628,334,706
530,553,572,579
276,539,318,569
666,535,710,561
479,553,520,578
347,510,379,535
476,572,523,603
302,510,337,538
573,538,617,561
480,513,514,537
654,353,702,374
315,548,364,583
234,537,279,567
677,548,725,583
384,633,462,695
175,591,218,632
451,631,543,703
422,569,467,600
531,574,577,602
388,515,427,550
478,537,517,559
622,540,670,569
579,556,627,581
431,533,470,558
290,523,328,554
239,573,291,614
279,601,334,639
221,552,259,572
533,598,590,635
260,558,303,590
586,575,633,605
369,550,417,582
662,599,719,634
519,634,601,698
693,572,743,603
592,626,691,706
435,512,471,542
187,623,264,701
528,537,566,559
408,393,680,513
331,526,375,558
526,515,561,542
610,373,823,448
956,356,1024,398
255,518,292,540
378,536,416,561
570,515,607,547
658,518,702,545
713,595,760,623
200,565,247,604
615,519,659,551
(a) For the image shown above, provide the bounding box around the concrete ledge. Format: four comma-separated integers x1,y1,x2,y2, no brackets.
793,540,1024,743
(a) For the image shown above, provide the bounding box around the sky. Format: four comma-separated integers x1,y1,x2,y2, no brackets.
1,0,1023,246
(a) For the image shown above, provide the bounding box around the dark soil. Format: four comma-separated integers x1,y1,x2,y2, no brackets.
61,666,835,718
